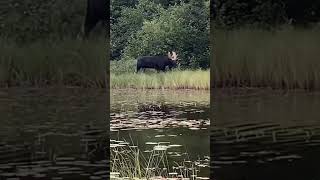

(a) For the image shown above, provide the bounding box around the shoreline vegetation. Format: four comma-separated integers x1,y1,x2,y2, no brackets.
1,27,320,90
212,27,320,90
110,138,209,180
0,38,106,88
111,70,210,90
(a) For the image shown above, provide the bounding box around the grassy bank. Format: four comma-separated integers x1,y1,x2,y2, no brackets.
0,38,106,88
213,27,320,90
111,70,209,90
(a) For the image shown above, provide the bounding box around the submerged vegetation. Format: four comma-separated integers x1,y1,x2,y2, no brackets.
212,27,320,90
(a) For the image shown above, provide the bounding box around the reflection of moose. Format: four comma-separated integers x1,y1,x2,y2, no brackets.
83,0,107,38
137,52,179,72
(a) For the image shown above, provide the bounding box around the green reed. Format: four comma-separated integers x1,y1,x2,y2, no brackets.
111,70,209,90
212,27,320,90
110,139,207,180
0,37,106,88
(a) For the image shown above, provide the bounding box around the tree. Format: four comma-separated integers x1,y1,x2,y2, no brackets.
121,0,210,69
111,0,164,60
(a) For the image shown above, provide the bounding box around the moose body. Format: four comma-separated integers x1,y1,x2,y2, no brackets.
137,52,178,72
83,0,107,38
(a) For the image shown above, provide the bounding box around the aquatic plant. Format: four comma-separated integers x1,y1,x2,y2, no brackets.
110,139,209,180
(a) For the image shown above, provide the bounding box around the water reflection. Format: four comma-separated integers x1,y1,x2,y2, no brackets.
111,90,210,179
0,88,107,179
212,90,320,180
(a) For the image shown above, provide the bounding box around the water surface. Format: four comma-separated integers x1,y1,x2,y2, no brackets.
0,88,107,179
212,89,320,180
110,90,210,179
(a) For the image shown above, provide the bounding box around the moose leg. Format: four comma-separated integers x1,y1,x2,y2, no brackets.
160,66,166,72
156,67,163,73
137,65,141,72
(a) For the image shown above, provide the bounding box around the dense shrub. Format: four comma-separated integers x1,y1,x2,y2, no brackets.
112,0,210,69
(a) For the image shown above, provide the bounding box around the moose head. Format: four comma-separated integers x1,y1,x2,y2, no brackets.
167,51,179,69
167,51,178,61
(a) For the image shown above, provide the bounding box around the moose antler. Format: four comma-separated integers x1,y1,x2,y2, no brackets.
171,51,177,60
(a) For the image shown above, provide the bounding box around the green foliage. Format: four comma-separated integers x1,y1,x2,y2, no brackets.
112,0,210,69
111,0,138,23
213,0,320,29
111,0,166,60
1,0,92,43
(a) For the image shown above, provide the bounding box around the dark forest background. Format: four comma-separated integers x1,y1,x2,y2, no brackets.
1,0,319,45
212,0,320,29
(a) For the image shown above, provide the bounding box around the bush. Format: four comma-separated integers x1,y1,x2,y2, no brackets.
120,0,210,69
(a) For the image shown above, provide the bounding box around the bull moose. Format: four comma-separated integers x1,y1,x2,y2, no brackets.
136,52,179,72
83,0,107,39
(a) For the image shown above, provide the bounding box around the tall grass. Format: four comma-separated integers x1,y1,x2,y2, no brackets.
111,70,209,90
110,60,136,74
212,27,320,90
111,138,208,180
0,37,106,87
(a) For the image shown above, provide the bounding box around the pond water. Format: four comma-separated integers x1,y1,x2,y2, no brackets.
4,88,317,179
110,90,210,179
0,88,210,179
0,88,107,179
212,89,320,180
